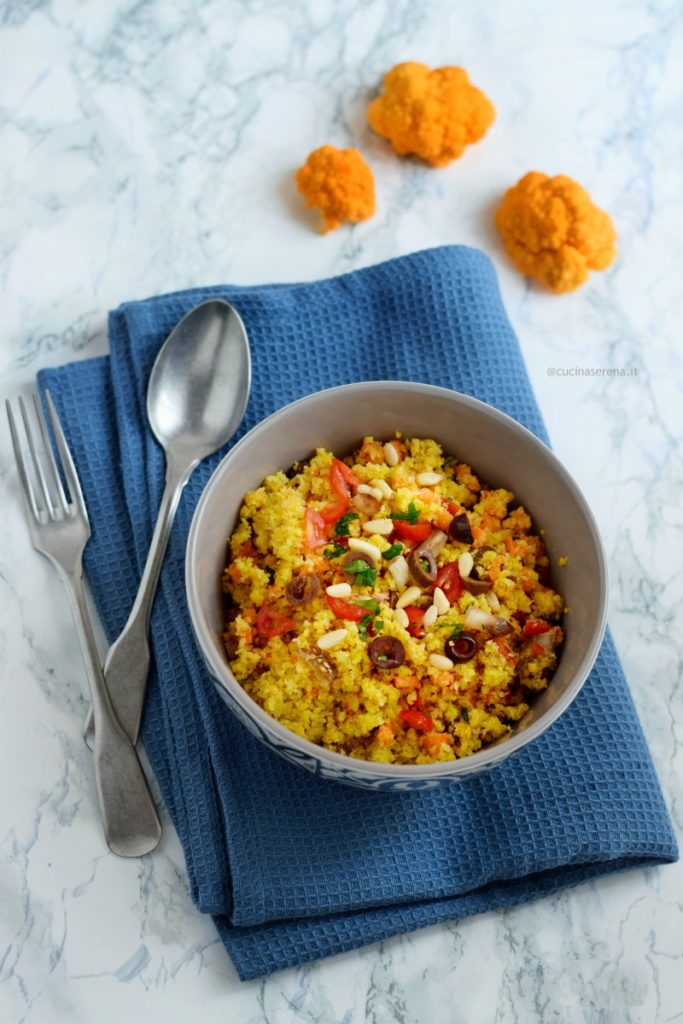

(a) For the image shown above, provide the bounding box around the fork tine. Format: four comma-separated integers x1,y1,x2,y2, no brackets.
6,399,41,521
33,394,69,515
19,396,57,516
45,390,87,517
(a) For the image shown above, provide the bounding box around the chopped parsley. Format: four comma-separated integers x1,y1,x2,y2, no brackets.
461,707,470,724
344,558,377,588
450,623,464,640
335,512,359,537
355,598,383,639
323,542,347,559
358,615,373,639
391,501,419,525
382,542,403,560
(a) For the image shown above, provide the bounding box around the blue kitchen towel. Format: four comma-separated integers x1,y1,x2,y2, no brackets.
40,246,677,980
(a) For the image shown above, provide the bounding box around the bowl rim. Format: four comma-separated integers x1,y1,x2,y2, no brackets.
185,380,609,779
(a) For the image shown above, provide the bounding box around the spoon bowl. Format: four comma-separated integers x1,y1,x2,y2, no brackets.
148,300,252,461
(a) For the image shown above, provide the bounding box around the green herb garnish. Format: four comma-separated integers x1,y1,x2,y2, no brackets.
391,501,419,525
344,559,377,588
323,542,347,559
335,512,359,537
461,707,470,724
382,542,403,560
358,614,373,639
356,598,383,638
450,623,464,640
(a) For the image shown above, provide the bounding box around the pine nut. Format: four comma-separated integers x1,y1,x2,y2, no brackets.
383,442,399,466
485,590,500,610
458,551,474,578
423,604,438,627
429,653,453,671
357,483,383,501
348,537,381,562
363,518,394,535
370,478,393,498
387,554,409,588
394,608,409,628
326,582,352,598
417,471,443,486
317,628,348,650
396,586,422,610
433,586,450,616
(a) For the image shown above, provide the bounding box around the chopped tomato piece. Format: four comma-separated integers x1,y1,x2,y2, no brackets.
399,709,434,733
392,520,432,542
319,459,358,524
326,594,366,621
255,604,296,639
331,458,359,490
319,495,348,524
404,606,425,638
531,642,546,657
495,639,515,662
522,617,552,638
304,507,327,549
434,562,462,603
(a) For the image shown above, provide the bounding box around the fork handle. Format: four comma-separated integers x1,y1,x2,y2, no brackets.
83,457,192,749
62,566,162,857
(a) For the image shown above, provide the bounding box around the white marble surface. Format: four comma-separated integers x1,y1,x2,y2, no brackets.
1,0,681,1020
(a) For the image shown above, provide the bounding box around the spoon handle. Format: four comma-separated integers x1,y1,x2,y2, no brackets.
83,456,191,749
65,567,161,856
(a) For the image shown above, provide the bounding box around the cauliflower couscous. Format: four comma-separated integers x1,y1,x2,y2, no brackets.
221,436,564,764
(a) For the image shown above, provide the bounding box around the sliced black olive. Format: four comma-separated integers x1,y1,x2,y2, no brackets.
490,617,512,636
368,635,405,669
223,631,239,660
343,550,374,580
285,572,319,606
285,454,313,480
419,529,447,557
407,547,437,587
461,566,493,594
448,512,474,545
445,632,478,663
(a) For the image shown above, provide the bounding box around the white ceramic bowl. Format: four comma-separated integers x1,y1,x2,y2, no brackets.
186,382,608,790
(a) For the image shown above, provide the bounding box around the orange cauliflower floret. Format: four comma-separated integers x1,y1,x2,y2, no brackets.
495,172,617,293
295,145,376,233
367,62,495,168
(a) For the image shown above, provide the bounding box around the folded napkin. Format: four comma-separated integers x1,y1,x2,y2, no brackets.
40,246,677,980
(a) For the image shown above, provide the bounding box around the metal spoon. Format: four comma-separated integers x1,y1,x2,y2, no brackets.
84,299,251,748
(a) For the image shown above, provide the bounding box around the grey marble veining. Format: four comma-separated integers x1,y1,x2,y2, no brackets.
1,0,681,1021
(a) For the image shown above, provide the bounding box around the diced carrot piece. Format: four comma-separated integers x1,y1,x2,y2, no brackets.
418,488,437,503
488,555,504,581
432,508,453,531
423,732,453,754
393,674,421,690
377,723,395,746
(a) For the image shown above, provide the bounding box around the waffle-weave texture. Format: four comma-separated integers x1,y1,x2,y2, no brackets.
39,246,677,980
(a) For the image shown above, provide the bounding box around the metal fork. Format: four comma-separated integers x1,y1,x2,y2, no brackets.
6,391,162,857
